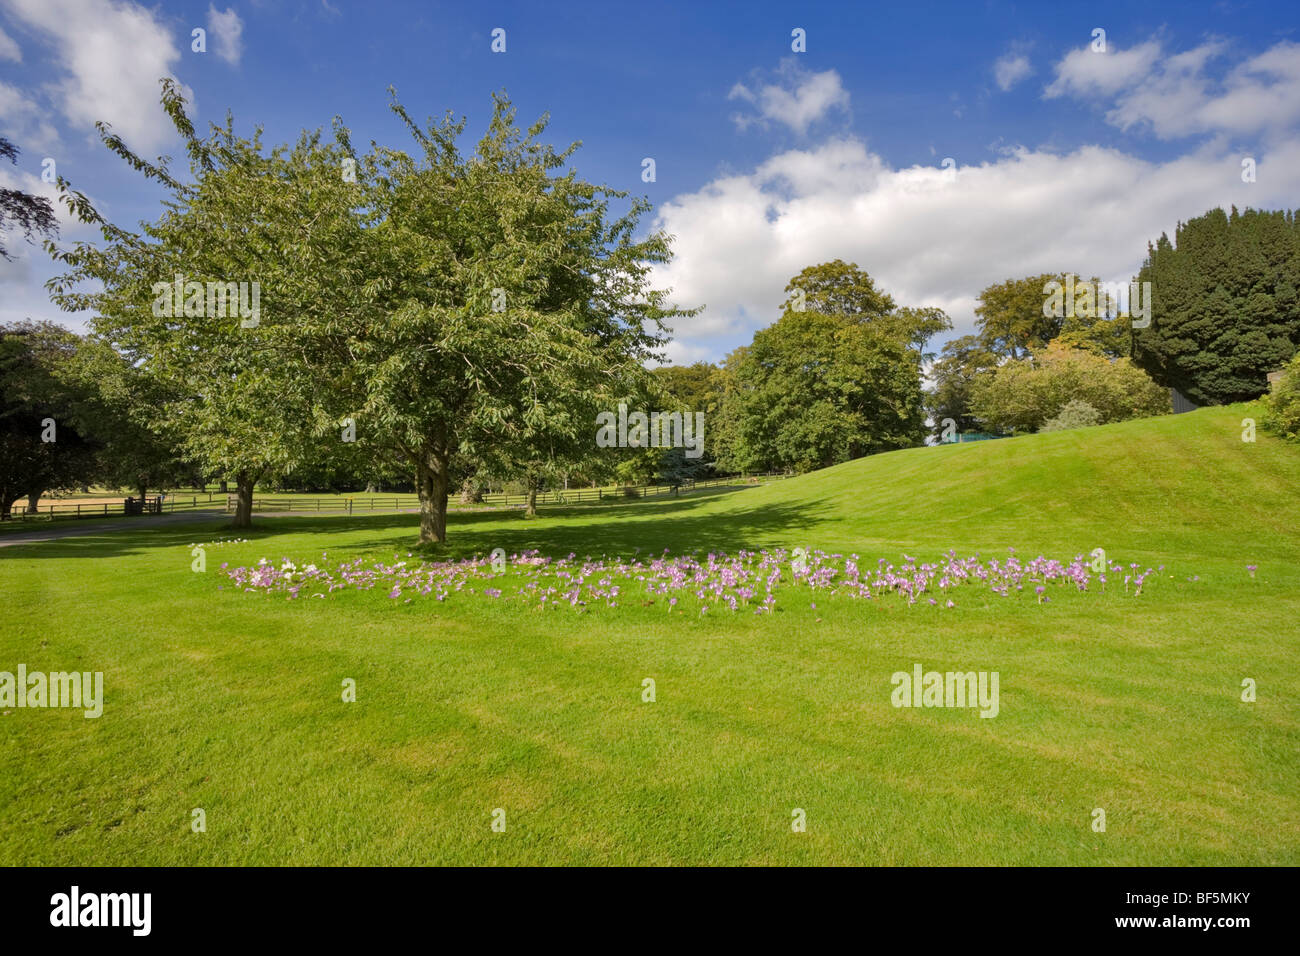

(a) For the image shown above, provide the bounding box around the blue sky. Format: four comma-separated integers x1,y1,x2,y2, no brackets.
2,0,1299,363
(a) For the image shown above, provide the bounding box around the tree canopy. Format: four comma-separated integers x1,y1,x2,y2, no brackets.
0,136,58,262
1134,206,1300,405
46,82,691,539
0,322,99,517
970,343,1170,434
719,260,948,473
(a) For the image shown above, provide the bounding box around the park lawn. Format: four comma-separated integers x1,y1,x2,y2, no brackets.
1,403,1297,865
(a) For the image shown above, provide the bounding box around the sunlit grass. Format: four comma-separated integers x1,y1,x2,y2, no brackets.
1,404,1296,864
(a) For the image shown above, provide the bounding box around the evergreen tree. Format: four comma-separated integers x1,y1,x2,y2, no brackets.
1134,206,1300,404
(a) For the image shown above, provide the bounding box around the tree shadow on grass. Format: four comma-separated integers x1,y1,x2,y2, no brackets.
0,514,241,560
348,493,833,564
1,487,830,564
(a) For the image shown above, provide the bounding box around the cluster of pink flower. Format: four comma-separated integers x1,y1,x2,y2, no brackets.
219,546,1160,613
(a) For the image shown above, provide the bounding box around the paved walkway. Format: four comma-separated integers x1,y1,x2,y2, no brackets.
0,509,231,548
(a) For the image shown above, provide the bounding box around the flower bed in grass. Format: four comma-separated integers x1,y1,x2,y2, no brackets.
220,547,1164,613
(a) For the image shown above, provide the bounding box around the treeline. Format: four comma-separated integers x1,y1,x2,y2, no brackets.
932,206,1300,437
672,206,1300,468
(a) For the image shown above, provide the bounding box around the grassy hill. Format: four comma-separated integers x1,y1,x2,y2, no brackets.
656,402,1300,560
2,403,1297,865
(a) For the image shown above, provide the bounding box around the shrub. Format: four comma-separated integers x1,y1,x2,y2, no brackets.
1040,399,1102,432
1261,353,1300,441
971,343,1170,434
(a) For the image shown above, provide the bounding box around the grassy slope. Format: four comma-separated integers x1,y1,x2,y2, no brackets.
2,404,1297,865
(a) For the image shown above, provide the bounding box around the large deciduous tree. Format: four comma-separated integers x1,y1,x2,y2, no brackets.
340,91,688,543
720,261,947,473
974,273,1077,360
47,84,689,539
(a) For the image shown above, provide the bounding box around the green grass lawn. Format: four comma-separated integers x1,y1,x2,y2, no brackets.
2,403,1297,865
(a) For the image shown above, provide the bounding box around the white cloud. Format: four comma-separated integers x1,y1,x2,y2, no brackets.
207,4,243,66
1045,38,1300,140
1044,40,1161,99
0,80,60,151
729,61,850,135
3,0,190,153
1115,41,1300,139
994,53,1032,91
649,136,1300,361
0,24,21,61
0,161,102,326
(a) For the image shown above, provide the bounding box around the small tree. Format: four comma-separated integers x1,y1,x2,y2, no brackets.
926,334,1002,438
59,337,188,501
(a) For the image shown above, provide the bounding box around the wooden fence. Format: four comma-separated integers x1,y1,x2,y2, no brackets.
2,496,166,521
224,474,789,514
0,474,788,523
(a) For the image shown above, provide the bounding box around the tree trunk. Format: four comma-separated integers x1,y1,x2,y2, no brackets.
218,479,229,494
526,486,538,517
137,482,148,503
26,491,41,514
415,448,450,544
232,473,255,528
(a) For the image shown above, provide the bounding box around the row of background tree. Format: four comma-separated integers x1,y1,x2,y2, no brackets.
3,85,1297,535
670,205,1300,471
